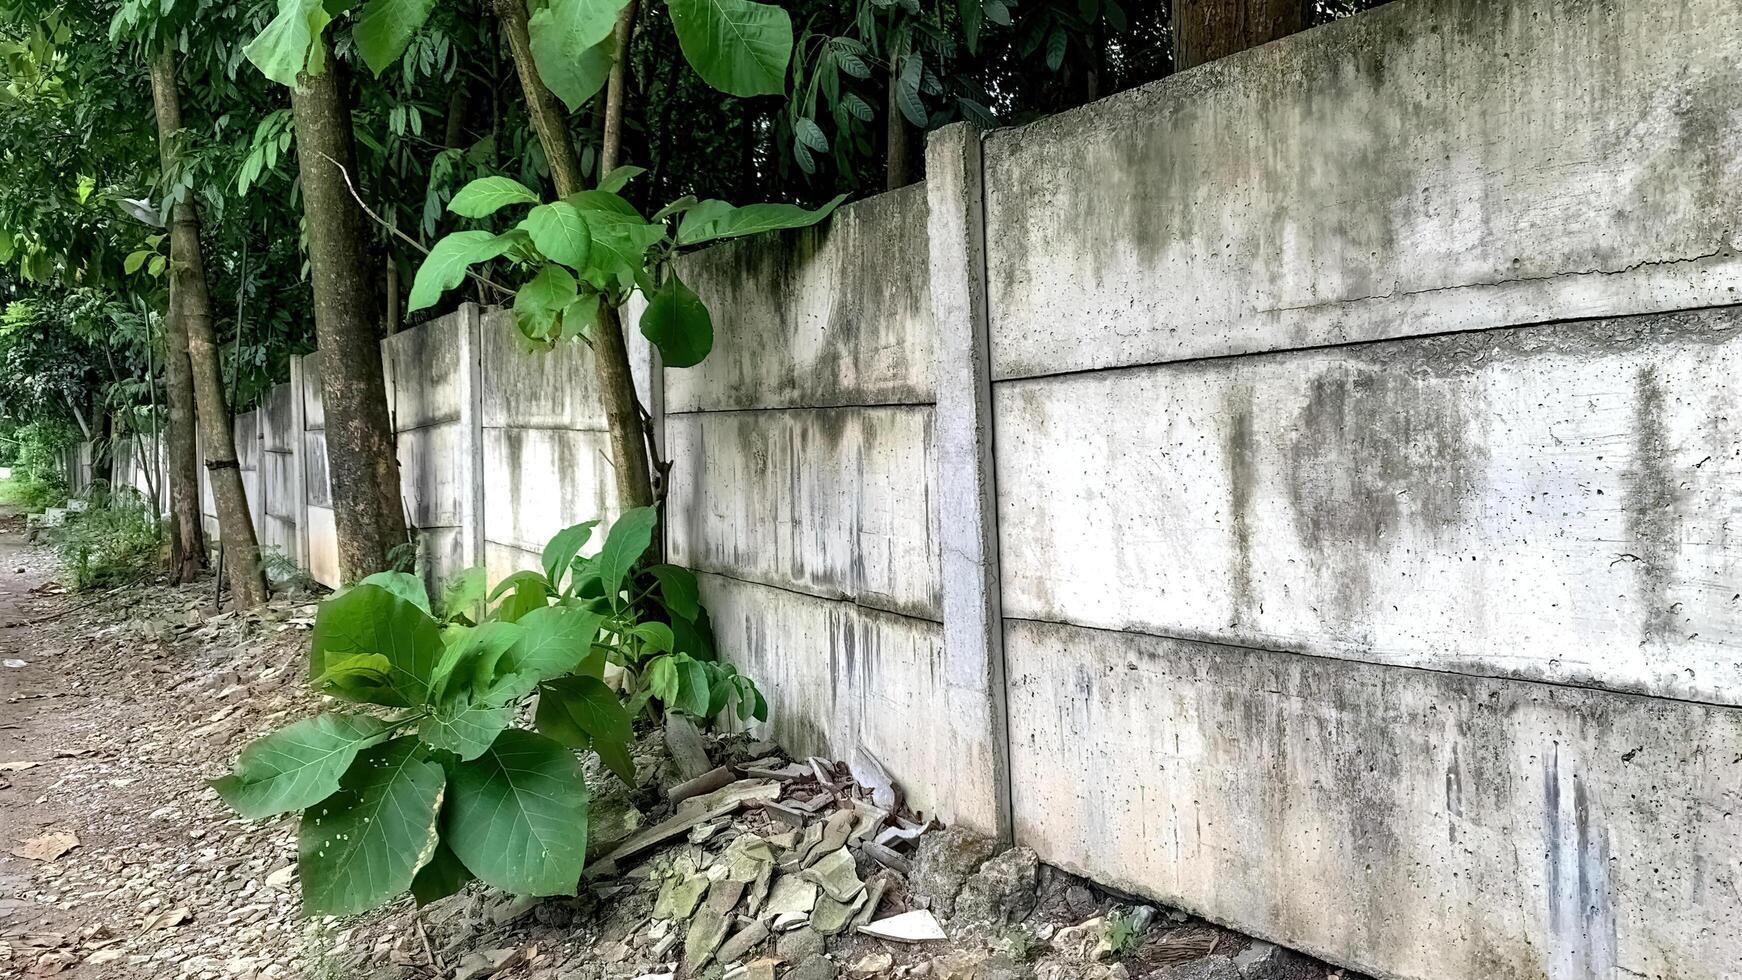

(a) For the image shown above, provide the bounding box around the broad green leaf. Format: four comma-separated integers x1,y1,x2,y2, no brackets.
630,621,674,654
495,605,605,686
640,273,713,368
298,737,445,916
444,730,589,896
354,0,438,75
447,176,540,218
527,0,626,110
519,201,592,270
597,165,646,193
676,194,846,247
408,230,520,311
429,621,523,706
244,0,331,86
439,566,487,623
535,675,632,746
147,255,167,277
536,676,635,785
211,714,397,819
652,195,699,221
358,570,431,615
559,293,601,341
675,655,712,718
645,655,678,703
564,189,642,217
124,250,149,274
418,700,513,760
669,604,717,660
514,263,580,341
647,564,700,620
489,569,552,624
667,0,793,98
596,506,658,604
311,584,443,707
543,521,598,588
576,210,665,291
310,652,395,702
410,841,473,906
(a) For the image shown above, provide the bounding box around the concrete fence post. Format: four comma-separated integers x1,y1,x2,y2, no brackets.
289,354,310,571
926,123,1014,842
459,304,486,571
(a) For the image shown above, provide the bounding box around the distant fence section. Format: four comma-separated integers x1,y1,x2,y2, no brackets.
64,0,1742,977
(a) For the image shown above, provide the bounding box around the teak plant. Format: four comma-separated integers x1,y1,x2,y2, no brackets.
211,506,764,916
409,167,844,362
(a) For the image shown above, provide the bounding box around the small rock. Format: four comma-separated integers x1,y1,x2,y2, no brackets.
847,953,894,977
786,956,839,980
973,954,1033,980
718,921,771,964
264,866,296,889
1064,886,1098,920
910,829,998,919
954,847,1039,932
1231,942,1320,980
776,928,826,963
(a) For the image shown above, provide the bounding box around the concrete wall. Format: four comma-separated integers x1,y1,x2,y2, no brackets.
114,1,1742,975
977,0,1742,977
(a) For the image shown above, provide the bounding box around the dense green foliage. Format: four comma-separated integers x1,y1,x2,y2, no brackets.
56,497,165,588
213,507,763,915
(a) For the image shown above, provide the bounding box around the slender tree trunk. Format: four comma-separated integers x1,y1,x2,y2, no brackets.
1171,0,1309,71
146,81,206,583
288,32,410,581
885,77,915,190
492,0,655,509
150,47,267,607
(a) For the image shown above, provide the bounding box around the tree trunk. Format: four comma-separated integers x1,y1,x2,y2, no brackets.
150,46,267,607
1171,0,1309,71
493,0,655,510
885,76,914,190
146,68,207,584
288,33,410,582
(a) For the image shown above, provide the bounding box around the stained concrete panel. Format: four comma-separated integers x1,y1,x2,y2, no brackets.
479,307,608,430
669,185,935,413
699,572,978,823
1004,617,1742,980
396,423,466,529
305,505,339,588
666,407,941,621
384,315,464,429
481,427,616,557
260,383,296,453
302,430,330,509
995,309,1742,706
983,0,1742,379
262,452,297,522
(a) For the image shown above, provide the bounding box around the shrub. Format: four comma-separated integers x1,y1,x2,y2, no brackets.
211,506,766,916
56,496,164,590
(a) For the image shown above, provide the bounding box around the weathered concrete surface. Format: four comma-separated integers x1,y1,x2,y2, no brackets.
1004,617,1742,980
671,185,934,413
304,504,338,588
697,572,956,821
996,309,1742,707
666,407,941,621
481,427,616,568
383,314,463,430
927,124,1013,840
478,307,607,430
983,0,1742,379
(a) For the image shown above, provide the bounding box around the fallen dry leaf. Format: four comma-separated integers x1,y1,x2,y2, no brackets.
10,830,78,862
0,760,42,772
138,906,190,934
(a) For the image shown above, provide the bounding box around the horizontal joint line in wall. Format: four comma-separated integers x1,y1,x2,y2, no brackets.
394,416,462,435
480,422,610,435
990,298,1742,386
1001,614,1742,714
667,400,935,417
694,567,943,626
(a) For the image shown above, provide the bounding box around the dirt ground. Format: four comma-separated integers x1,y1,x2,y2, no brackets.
0,517,1361,980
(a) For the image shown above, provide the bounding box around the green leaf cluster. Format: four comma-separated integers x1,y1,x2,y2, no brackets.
212,507,766,916
410,169,845,365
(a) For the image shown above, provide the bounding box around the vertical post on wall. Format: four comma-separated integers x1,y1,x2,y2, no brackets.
926,122,1014,842
290,354,311,571
459,304,486,573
